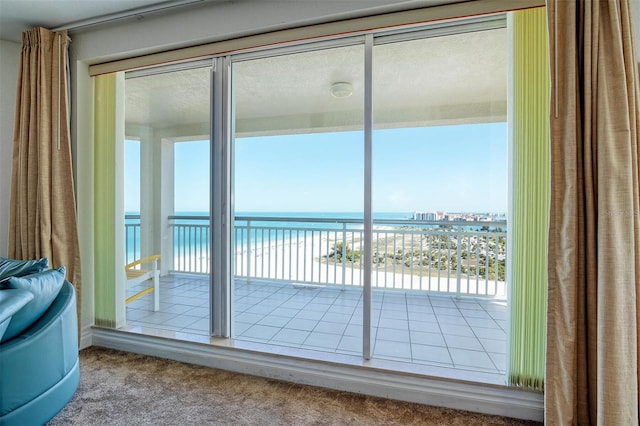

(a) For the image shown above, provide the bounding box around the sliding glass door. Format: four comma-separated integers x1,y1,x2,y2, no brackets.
231,43,365,354
123,65,212,334
226,19,509,371
371,26,508,371
113,14,514,379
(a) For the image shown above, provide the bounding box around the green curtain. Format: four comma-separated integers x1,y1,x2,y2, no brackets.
94,73,119,327
508,7,550,390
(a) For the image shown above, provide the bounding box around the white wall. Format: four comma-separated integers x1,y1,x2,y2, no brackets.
70,0,430,64
0,40,20,257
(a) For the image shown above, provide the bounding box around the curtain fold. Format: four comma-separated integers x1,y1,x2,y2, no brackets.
9,28,82,328
546,1,640,424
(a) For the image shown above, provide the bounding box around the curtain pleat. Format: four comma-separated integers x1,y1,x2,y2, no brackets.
546,1,640,424
9,28,82,333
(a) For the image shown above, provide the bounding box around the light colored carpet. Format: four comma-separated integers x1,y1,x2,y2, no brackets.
48,347,541,425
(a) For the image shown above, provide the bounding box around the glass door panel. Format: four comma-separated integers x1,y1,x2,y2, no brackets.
371,28,508,371
232,44,365,355
123,66,211,335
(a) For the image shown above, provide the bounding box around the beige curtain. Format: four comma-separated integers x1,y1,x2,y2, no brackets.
9,28,82,324
546,1,640,424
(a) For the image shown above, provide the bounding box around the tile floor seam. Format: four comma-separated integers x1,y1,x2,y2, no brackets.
456,303,502,373
472,300,504,373
404,292,418,363
433,295,461,370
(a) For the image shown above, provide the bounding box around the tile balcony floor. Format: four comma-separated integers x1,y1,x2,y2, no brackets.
123,273,508,379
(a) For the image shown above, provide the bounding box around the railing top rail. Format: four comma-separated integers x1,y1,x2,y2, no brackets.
166,215,507,228
235,216,363,224
168,215,211,221
370,219,506,227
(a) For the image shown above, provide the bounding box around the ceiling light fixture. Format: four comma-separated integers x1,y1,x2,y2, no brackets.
330,82,353,98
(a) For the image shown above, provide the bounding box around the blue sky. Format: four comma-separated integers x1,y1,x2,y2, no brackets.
125,122,507,214
124,140,140,211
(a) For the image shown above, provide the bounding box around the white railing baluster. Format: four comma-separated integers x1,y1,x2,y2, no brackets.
308,230,312,282
456,230,461,299
246,220,252,280
341,223,347,288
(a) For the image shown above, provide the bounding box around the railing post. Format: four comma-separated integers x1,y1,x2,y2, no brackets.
456,230,462,299
168,219,175,273
341,222,347,289
246,219,252,282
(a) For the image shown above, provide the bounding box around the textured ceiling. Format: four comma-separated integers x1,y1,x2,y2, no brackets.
125,27,507,138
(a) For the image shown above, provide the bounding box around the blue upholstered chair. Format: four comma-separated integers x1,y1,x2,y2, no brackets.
0,267,79,425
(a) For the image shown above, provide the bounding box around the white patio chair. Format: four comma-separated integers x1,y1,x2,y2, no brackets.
125,255,161,311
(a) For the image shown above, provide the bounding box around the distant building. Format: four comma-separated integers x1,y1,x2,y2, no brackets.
412,211,503,222
412,211,437,221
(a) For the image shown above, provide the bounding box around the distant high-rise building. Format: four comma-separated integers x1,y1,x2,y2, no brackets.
412,211,437,221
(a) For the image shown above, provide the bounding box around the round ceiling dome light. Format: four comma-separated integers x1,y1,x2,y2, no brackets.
330,82,353,98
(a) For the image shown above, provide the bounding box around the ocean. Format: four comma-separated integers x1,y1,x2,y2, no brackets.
125,211,412,264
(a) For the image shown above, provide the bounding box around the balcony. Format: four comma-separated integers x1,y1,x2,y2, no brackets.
123,214,508,380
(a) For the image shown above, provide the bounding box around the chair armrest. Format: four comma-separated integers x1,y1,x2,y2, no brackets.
125,254,161,270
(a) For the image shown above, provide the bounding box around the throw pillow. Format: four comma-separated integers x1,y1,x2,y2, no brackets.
0,266,66,342
0,257,49,285
0,289,34,341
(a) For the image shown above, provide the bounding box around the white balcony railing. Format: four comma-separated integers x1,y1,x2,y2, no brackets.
126,215,507,299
